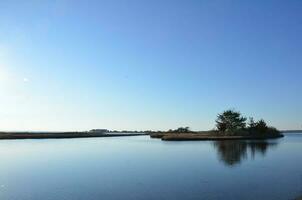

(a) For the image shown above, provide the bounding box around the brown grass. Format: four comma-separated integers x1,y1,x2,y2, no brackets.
161,133,283,141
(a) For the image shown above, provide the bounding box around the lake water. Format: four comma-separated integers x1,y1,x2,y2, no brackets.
0,133,301,200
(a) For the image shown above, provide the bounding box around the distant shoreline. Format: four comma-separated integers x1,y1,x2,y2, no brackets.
0,132,148,140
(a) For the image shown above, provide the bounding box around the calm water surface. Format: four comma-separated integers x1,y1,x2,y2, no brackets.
0,133,301,200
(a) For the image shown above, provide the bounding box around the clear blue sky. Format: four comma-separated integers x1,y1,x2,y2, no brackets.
0,0,301,131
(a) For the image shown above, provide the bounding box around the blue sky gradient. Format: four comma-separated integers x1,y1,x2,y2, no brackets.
0,0,301,131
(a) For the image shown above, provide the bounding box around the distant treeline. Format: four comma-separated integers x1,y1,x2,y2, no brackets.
89,129,154,134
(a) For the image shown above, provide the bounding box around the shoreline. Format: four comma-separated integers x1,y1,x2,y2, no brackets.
0,131,286,141
0,132,148,140
150,133,284,141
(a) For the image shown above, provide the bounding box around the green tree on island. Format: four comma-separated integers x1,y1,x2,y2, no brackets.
215,109,280,136
216,110,247,134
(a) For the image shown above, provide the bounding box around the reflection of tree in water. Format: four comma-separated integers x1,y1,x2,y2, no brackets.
213,140,278,167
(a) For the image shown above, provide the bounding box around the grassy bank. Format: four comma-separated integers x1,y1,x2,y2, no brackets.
0,132,147,140
161,133,284,141
150,131,214,139
150,132,284,141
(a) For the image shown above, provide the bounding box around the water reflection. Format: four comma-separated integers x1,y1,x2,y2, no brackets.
213,140,279,167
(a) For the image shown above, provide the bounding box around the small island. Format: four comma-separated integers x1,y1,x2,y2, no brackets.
150,110,284,141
